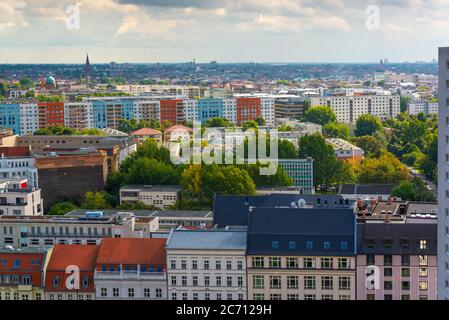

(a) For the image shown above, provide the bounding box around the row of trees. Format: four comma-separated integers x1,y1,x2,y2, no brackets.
34,125,105,136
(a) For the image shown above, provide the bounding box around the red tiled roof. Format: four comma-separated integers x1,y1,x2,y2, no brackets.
164,124,193,133
96,238,166,266
131,128,162,136
47,245,100,271
0,252,46,271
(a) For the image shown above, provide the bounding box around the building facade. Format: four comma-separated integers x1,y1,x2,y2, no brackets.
120,185,181,209
278,158,314,193
94,238,167,300
166,229,247,300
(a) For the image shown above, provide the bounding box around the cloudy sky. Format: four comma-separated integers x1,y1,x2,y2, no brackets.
0,0,448,63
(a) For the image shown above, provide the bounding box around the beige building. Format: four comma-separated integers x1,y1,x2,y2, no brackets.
246,207,356,300
120,185,181,209
0,180,43,216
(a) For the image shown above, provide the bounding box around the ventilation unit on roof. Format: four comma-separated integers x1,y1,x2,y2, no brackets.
297,199,306,208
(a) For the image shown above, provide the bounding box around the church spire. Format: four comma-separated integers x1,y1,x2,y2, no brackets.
85,54,91,87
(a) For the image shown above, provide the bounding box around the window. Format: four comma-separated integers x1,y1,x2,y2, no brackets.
204,260,210,270
171,276,177,286
419,281,428,291
419,268,428,277
366,254,375,265
238,276,243,287
401,281,410,290
101,288,107,297
419,240,427,250
400,239,410,250
287,276,298,289
113,288,119,297
204,293,210,300
401,255,410,266
237,260,243,270
304,294,316,300
286,257,298,268
304,257,316,269
289,241,296,249
204,276,210,286
171,293,177,300
252,257,264,268
419,255,428,266
272,241,279,249
338,258,350,269
323,241,331,250
306,241,313,250
322,294,333,300
384,268,393,277
216,260,221,270
53,276,60,287
156,288,162,298
402,295,410,300
288,294,299,300
340,242,348,250
321,258,333,269
182,276,187,286
181,260,187,270
383,239,392,249
384,281,393,290
253,275,264,289
365,239,375,249
226,260,232,270
322,277,333,290
384,255,392,266
253,293,265,300
270,294,282,300
270,276,281,289
401,268,410,277
128,288,135,298
269,257,281,268
82,277,89,288
216,276,222,287
192,260,197,270
193,276,198,287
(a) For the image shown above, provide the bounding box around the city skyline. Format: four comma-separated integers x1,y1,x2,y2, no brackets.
0,0,448,64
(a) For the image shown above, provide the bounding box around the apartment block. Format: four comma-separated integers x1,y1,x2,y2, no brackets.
0,147,39,188
408,100,438,116
0,180,43,216
246,207,356,300
274,96,308,120
166,229,247,301
311,94,400,124
356,201,437,300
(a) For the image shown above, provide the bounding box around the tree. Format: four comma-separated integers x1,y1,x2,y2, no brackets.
298,133,352,186
242,162,293,187
323,122,350,139
400,96,411,113
124,158,180,186
354,114,383,137
357,153,409,184
254,117,266,126
391,177,436,201
203,117,233,128
242,120,259,130
81,191,113,209
352,135,386,158
47,201,77,215
304,105,336,125
19,77,34,89
278,140,297,159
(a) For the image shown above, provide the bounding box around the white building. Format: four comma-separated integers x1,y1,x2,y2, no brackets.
0,180,43,216
166,229,247,300
94,238,167,300
408,100,439,116
0,154,38,188
437,46,449,300
19,104,39,135
260,97,275,127
278,158,314,194
311,94,400,123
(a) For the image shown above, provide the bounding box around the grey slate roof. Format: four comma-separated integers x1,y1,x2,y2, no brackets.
339,184,397,195
213,194,355,227
166,230,247,250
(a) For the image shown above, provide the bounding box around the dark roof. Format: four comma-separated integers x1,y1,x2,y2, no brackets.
339,184,396,195
247,207,355,256
213,194,355,227
357,222,437,255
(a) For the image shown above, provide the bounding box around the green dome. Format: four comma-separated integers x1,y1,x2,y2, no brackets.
45,75,56,85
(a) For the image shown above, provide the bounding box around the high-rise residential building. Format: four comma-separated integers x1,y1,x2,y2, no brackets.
438,46,449,300
274,96,307,120
311,94,400,124
37,102,65,128
408,100,439,116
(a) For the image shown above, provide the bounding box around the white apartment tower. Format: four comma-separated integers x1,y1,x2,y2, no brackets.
438,46,449,300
